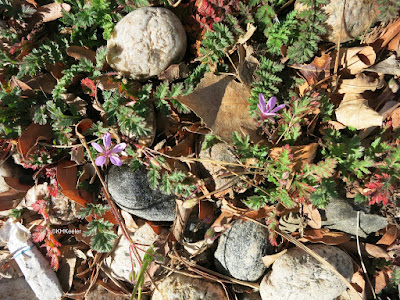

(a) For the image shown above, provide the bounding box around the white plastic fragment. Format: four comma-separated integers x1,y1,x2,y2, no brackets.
0,219,63,300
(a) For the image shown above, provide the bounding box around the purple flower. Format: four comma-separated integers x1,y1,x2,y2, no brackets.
257,93,285,121
91,133,126,167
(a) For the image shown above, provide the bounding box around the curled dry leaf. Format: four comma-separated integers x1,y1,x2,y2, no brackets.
302,228,351,245
35,3,71,23
17,123,53,158
303,204,322,229
66,46,97,64
335,93,383,130
176,73,261,144
365,55,400,76
262,249,287,268
341,241,390,259
332,46,376,75
0,190,26,211
338,73,385,94
56,160,92,207
390,107,400,129
377,225,398,246
3,177,32,192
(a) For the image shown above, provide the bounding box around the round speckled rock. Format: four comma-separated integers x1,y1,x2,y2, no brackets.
107,165,176,221
295,0,377,42
260,244,354,300
107,7,187,80
151,273,228,300
214,220,273,282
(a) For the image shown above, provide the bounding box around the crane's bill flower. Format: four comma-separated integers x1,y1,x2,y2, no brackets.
258,93,285,121
91,133,126,167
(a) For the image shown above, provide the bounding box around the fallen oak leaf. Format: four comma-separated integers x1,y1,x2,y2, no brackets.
335,93,383,130
338,73,385,94
176,73,262,144
331,46,376,75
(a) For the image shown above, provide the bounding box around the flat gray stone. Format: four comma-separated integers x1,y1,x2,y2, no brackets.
214,220,273,282
322,198,387,238
260,244,353,300
0,277,39,300
107,165,176,221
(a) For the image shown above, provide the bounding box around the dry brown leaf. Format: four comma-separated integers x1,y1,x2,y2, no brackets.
303,204,322,229
338,73,385,94
365,55,400,76
237,23,257,44
35,3,71,23
303,228,351,245
262,249,287,268
388,32,400,53
269,143,318,171
374,270,392,294
371,18,400,50
332,46,376,75
327,120,347,130
341,241,390,259
335,93,383,130
66,46,96,64
176,73,261,144
377,225,398,246
0,190,25,211
25,73,57,93
3,177,32,192
391,107,400,129
17,123,53,158
293,54,331,86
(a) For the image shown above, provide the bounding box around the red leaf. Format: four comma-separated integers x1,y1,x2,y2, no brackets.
32,225,47,243
31,199,49,220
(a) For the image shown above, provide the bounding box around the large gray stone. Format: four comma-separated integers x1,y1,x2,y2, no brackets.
107,7,187,80
214,220,273,282
107,165,176,221
0,277,39,300
322,197,387,238
260,244,353,300
151,273,227,300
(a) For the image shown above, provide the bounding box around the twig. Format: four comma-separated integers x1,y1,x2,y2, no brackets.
356,211,377,299
74,125,160,295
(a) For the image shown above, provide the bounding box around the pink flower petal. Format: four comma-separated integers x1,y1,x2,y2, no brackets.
95,155,106,166
266,97,277,111
103,133,111,149
258,93,266,108
111,143,126,153
91,142,104,153
110,155,122,166
271,104,285,113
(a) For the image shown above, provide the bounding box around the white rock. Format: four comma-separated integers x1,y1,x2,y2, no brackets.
151,273,228,300
0,219,63,300
260,244,353,300
107,7,187,80
104,223,158,282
